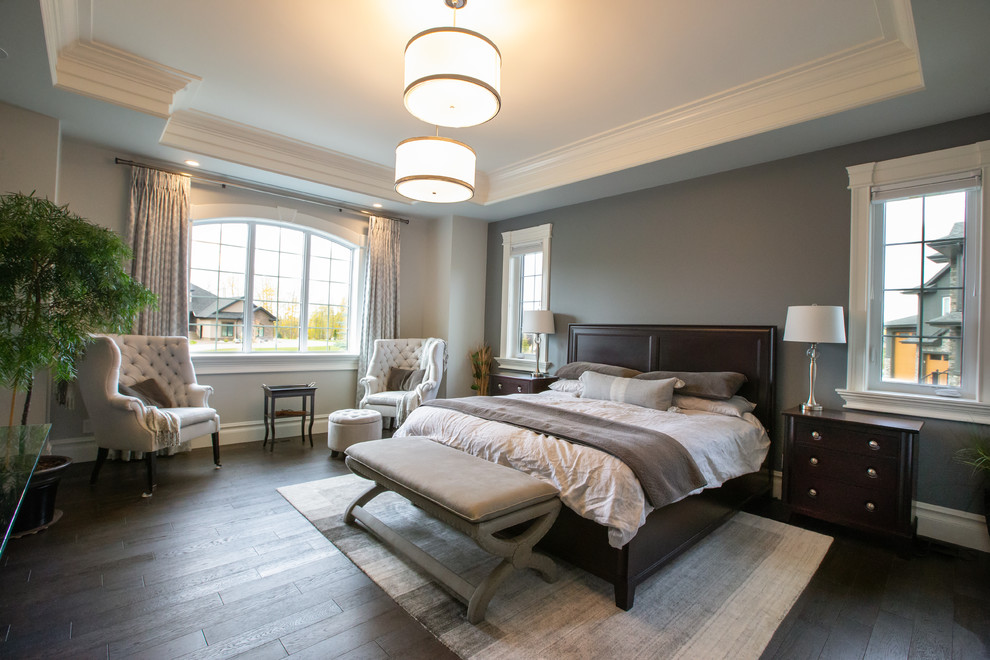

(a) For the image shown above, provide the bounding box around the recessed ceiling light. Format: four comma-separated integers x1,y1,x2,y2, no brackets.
373,203,383,208
184,159,200,167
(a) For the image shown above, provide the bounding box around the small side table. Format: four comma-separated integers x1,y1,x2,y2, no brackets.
490,373,558,395
263,383,317,452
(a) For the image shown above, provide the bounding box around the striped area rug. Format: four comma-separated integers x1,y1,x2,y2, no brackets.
279,474,832,659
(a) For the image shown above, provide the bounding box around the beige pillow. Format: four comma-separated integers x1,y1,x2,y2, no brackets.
128,378,176,408
673,394,756,418
579,371,682,410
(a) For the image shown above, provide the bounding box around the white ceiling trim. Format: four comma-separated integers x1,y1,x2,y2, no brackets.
161,110,404,202
484,23,922,203
40,0,199,118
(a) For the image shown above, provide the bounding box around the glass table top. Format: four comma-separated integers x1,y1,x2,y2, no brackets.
1,424,52,559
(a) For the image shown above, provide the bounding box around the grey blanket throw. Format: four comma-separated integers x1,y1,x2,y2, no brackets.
422,397,707,508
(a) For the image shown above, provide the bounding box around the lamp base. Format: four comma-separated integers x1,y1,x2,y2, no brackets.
800,402,823,413
531,372,549,378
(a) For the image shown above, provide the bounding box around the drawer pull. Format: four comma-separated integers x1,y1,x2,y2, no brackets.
807,488,818,498
809,457,819,466
868,439,880,451
496,382,503,391
865,502,876,512
866,467,878,479
811,431,822,440
516,385,523,393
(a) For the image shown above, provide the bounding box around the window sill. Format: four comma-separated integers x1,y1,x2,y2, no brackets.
192,352,358,375
495,356,539,373
836,388,990,424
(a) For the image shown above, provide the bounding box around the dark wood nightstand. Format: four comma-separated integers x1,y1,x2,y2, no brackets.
782,407,923,539
490,373,558,395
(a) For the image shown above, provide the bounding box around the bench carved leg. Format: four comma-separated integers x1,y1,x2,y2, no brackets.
344,483,387,525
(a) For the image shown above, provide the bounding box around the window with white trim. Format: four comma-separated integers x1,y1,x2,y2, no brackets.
841,140,990,423
498,224,551,370
189,218,359,354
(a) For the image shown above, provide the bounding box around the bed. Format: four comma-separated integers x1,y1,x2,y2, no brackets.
396,323,777,609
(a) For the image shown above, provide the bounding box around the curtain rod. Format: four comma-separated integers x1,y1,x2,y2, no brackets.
114,157,410,224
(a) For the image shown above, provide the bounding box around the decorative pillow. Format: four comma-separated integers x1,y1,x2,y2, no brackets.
556,361,642,380
127,378,176,408
386,367,426,392
548,379,584,395
672,394,756,418
579,371,682,411
635,370,747,400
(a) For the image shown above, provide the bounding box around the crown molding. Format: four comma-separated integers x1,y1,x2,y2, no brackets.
161,110,405,201
484,0,922,204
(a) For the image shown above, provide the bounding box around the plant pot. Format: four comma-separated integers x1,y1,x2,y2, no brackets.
12,455,72,535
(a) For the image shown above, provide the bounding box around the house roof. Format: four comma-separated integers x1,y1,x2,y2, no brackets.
190,283,276,322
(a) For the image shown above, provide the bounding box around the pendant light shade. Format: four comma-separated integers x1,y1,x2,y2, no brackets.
395,136,476,203
404,27,501,128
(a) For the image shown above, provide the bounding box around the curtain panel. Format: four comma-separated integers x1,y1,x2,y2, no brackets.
127,168,191,336
357,216,401,405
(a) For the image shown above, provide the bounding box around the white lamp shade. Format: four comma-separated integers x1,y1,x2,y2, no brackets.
522,310,555,335
394,136,476,203
783,305,846,344
404,27,501,128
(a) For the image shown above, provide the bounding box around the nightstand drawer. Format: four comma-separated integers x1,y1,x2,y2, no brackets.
788,478,899,531
791,419,901,458
490,374,558,395
789,443,899,490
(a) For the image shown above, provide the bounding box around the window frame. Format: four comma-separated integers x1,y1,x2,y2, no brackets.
188,203,365,374
497,224,552,372
840,140,990,423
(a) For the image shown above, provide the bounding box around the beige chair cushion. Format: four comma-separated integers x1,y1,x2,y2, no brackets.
346,437,558,523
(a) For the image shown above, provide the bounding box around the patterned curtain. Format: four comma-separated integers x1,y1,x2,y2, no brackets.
127,168,191,336
356,216,401,405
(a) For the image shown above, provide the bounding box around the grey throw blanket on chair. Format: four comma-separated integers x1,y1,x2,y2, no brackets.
422,397,707,508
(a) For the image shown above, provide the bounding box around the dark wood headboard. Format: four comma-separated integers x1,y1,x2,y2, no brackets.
566,324,777,435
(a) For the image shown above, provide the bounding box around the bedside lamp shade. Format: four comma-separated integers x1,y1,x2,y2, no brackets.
522,310,555,377
784,305,846,412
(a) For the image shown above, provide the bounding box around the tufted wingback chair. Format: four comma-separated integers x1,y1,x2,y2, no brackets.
76,334,221,497
359,337,446,428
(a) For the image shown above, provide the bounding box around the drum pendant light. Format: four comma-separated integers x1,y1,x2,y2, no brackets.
394,136,476,203
403,0,501,128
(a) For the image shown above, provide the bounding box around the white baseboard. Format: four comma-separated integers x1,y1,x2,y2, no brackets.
49,413,331,464
915,501,990,553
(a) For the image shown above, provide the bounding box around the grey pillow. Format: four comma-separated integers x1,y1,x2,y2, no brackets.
556,361,642,380
579,371,680,411
124,378,176,408
386,367,426,391
635,370,747,400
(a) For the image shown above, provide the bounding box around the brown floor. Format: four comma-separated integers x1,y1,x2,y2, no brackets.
2,436,988,659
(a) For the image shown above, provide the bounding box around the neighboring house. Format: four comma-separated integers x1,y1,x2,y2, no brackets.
188,283,278,340
882,222,964,386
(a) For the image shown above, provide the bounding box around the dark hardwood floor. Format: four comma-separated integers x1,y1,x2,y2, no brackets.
2,436,987,659
0,435,458,659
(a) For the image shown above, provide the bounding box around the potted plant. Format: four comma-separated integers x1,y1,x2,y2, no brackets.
954,430,990,539
1,192,156,533
469,344,492,396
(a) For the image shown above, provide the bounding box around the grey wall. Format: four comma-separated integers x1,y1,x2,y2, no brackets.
485,112,990,514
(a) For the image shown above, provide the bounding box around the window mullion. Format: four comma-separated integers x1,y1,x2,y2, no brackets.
300,235,311,351
245,223,256,353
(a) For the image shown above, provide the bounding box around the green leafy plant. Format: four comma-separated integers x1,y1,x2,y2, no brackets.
955,440,990,477
469,344,492,396
0,192,157,426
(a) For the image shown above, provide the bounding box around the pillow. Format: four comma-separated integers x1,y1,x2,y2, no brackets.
126,378,176,408
579,371,682,411
386,367,426,391
548,379,584,395
672,394,756,418
555,361,642,380
635,370,747,400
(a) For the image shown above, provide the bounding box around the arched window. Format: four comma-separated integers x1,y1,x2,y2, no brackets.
188,216,360,355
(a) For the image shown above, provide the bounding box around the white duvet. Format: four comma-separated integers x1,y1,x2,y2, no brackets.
394,391,770,548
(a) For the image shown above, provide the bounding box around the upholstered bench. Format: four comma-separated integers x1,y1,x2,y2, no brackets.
328,408,383,458
344,437,561,624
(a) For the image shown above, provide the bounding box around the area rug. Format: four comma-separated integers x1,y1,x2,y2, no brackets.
278,474,832,659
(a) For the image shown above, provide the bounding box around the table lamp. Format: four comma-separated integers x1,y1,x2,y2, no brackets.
522,310,555,377
784,305,846,412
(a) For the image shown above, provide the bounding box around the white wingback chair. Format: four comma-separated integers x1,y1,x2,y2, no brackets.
76,335,221,497
359,337,446,428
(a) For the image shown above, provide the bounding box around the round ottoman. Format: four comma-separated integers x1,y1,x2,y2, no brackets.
328,408,383,458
